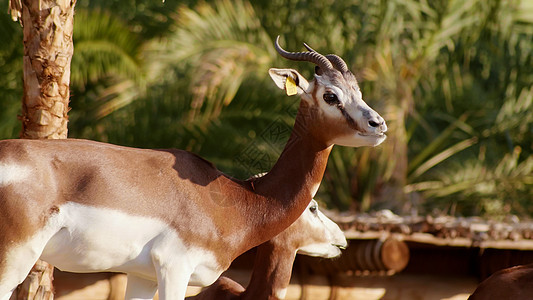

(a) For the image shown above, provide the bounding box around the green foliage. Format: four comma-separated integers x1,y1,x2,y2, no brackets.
68,9,145,137
71,10,143,88
75,0,185,39
1,0,531,217
401,0,533,215
146,0,275,122
0,12,22,138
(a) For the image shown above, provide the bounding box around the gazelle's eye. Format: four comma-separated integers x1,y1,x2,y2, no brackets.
323,93,339,105
309,205,317,214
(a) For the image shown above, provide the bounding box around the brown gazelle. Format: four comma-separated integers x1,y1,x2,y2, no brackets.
0,36,386,300
188,199,347,300
468,263,533,300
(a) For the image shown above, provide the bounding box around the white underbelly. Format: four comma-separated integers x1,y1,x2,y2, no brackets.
39,203,224,285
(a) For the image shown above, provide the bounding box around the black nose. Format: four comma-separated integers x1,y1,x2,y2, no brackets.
368,120,380,128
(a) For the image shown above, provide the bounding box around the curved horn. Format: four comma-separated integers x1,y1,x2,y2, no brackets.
325,54,349,73
303,42,349,73
275,36,333,71
303,42,316,52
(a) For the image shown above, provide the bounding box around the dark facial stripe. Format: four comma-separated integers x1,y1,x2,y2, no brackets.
338,106,361,131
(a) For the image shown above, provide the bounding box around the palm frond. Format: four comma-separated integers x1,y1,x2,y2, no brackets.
145,0,274,125
72,9,143,87
68,9,145,132
408,146,533,216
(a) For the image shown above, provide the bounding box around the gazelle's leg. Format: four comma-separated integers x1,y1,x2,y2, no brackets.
149,230,194,300
154,262,192,300
0,289,15,300
124,274,157,300
0,245,45,300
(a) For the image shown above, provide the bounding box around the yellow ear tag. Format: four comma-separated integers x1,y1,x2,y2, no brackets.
285,77,298,96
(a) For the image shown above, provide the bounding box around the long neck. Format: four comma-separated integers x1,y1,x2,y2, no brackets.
240,242,296,300
244,102,332,245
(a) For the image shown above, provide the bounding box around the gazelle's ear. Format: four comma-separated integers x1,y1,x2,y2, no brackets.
269,68,309,96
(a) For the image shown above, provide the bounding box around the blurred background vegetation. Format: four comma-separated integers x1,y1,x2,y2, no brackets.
1,0,532,217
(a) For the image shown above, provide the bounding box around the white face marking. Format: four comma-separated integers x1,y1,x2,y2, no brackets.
0,163,32,186
296,200,347,258
331,132,387,147
314,75,387,147
314,76,346,120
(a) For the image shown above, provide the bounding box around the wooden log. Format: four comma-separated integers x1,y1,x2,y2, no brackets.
381,238,410,272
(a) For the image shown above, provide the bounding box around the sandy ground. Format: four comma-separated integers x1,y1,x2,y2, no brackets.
53,269,477,300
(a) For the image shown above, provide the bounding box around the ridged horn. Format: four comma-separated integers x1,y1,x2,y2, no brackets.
275,36,333,71
303,42,349,73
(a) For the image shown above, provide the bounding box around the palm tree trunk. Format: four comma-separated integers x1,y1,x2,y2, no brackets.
11,261,55,300
9,0,76,299
10,0,75,139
